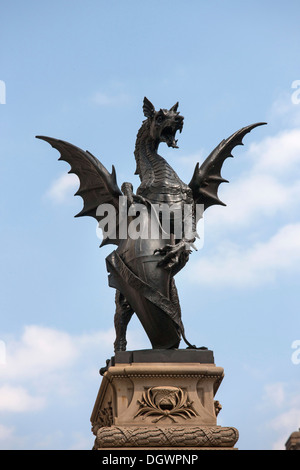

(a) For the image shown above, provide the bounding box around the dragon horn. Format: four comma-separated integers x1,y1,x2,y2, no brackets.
169,102,179,113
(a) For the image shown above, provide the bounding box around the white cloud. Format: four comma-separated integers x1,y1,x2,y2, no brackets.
204,128,300,231
0,324,121,448
209,173,292,228
184,119,300,289
3,325,79,381
0,385,45,413
188,223,300,287
249,128,300,175
268,89,300,128
268,392,300,450
263,382,286,408
45,173,79,204
0,324,147,411
257,381,300,450
271,407,300,434
0,424,14,441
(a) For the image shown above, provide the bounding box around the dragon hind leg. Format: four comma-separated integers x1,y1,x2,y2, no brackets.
113,290,134,352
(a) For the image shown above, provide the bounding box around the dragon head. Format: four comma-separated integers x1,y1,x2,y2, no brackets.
142,97,184,149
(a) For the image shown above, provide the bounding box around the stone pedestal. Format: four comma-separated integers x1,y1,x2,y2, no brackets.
91,349,239,450
285,429,300,450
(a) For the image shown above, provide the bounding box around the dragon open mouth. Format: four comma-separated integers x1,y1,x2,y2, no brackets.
161,125,181,148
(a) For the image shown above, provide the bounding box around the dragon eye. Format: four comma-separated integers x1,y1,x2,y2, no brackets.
156,114,164,124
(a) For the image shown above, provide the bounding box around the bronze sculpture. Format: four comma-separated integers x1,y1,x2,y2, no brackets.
37,98,265,352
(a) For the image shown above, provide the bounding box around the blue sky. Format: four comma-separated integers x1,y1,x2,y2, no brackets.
1,0,300,450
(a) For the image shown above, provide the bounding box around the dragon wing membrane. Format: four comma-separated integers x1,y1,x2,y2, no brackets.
189,122,267,215
36,136,123,246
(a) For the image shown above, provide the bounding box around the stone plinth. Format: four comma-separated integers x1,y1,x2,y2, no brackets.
91,349,239,450
285,429,300,450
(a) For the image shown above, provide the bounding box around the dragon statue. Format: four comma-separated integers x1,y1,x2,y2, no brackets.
37,98,265,352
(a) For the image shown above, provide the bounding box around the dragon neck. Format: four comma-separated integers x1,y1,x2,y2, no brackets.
134,121,180,185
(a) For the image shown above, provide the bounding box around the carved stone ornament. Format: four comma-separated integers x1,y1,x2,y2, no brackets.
134,386,198,423
91,357,239,449
91,401,113,435
95,425,239,449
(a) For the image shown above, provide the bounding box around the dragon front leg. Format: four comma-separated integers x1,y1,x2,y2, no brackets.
154,238,196,273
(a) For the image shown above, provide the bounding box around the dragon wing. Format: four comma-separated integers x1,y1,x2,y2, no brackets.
36,136,123,246
188,122,267,215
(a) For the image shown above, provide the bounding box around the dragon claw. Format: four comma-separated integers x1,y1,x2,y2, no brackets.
154,240,192,270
